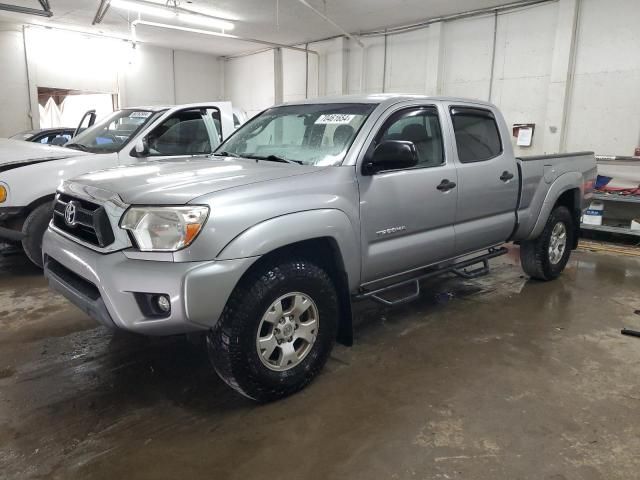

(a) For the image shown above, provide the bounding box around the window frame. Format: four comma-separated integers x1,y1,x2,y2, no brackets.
365,105,446,173
449,106,503,164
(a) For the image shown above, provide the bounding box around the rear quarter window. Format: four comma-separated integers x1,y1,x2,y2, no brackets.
450,107,502,163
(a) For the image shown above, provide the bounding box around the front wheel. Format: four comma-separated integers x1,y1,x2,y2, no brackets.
207,257,339,402
520,205,574,281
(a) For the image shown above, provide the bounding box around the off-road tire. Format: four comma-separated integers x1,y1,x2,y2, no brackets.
21,202,54,268
207,257,339,402
520,205,573,281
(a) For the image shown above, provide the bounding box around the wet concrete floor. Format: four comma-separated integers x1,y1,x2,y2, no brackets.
0,244,639,479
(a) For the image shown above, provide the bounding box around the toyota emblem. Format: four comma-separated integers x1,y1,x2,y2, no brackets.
64,201,77,226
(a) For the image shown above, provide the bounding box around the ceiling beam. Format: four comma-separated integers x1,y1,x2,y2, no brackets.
92,0,112,25
0,2,52,17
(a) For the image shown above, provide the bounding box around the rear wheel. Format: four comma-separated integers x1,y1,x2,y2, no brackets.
21,202,54,268
207,257,338,402
520,205,573,281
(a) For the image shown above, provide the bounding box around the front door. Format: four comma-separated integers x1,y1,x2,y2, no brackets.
447,106,518,255
358,105,458,284
119,106,224,165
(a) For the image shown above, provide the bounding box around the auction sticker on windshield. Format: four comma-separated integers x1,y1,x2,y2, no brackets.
130,111,152,118
315,114,355,124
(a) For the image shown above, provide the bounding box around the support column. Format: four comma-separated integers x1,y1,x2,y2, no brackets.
543,0,580,153
340,37,349,95
274,47,283,104
425,22,443,96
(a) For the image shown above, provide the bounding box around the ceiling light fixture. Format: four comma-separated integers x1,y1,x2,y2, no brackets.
111,0,234,31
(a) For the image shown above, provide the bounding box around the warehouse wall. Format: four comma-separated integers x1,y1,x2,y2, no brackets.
225,0,639,156
0,24,224,137
564,0,640,155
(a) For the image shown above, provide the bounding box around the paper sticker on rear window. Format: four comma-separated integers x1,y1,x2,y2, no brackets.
315,114,355,125
130,111,152,118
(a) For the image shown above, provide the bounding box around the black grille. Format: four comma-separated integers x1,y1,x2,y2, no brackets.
53,193,115,248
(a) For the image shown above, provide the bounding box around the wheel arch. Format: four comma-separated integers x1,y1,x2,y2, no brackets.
525,172,583,245
25,194,56,214
224,236,355,347
554,188,581,249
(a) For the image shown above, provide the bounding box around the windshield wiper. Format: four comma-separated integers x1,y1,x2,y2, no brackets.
65,143,90,152
245,154,302,165
212,151,240,157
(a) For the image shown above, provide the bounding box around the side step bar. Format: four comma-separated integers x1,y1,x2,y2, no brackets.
355,247,508,307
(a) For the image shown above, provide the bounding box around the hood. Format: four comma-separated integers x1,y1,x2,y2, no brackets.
0,138,87,172
72,156,327,204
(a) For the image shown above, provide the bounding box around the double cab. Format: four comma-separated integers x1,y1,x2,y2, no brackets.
42,95,596,401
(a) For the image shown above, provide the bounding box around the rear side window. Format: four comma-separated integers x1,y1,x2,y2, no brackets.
450,107,502,163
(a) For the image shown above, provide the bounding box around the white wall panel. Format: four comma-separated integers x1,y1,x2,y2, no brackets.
385,28,430,94
121,45,175,107
0,25,30,136
225,50,275,117
174,51,224,103
361,36,386,93
282,49,309,103
491,2,558,155
441,15,494,100
565,0,640,155
306,38,345,97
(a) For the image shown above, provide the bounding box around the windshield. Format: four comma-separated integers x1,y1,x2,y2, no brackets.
69,109,162,154
215,103,376,166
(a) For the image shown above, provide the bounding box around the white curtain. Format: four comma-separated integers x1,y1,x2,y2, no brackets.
38,97,62,128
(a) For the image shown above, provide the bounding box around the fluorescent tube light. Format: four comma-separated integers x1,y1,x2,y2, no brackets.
111,0,234,30
111,0,174,19
175,12,234,30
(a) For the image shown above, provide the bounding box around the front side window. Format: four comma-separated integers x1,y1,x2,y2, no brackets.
450,107,502,163
375,107,445,168
146,108,219,156
216,103,376,166
68,109,162,154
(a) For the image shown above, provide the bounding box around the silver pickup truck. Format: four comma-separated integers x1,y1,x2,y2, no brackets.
42,95,596,401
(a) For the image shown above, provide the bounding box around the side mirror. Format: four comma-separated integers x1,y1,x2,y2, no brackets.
362,140,418,175
133,138,149,157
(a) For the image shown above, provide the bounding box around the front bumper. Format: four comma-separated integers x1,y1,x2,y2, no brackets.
42,227,257,336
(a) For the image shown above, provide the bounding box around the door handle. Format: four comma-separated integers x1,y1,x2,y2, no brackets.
500,170,515,182
437,179,457,192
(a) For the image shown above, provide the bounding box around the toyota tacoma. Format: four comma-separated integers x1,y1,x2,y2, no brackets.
42,95,596,401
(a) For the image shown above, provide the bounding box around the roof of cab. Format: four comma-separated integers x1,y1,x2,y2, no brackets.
123,102,232,112
280,93,497,109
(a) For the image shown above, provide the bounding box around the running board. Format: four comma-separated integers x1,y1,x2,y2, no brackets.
355,247,508,307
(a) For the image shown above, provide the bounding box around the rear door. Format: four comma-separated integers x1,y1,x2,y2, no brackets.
447,105,518,255
358,104,458,283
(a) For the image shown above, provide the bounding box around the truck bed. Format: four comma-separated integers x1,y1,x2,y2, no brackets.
514,151,597,241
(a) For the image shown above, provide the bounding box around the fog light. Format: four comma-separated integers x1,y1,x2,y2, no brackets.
155,295,171,313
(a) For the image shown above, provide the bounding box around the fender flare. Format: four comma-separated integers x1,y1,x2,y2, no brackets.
216,209,361,291
526,172,583,241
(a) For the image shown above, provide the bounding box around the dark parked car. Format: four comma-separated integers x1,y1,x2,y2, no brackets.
10,128,75,146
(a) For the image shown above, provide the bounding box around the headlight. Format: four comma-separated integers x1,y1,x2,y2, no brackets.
120,206,209,251
0,185,6,203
